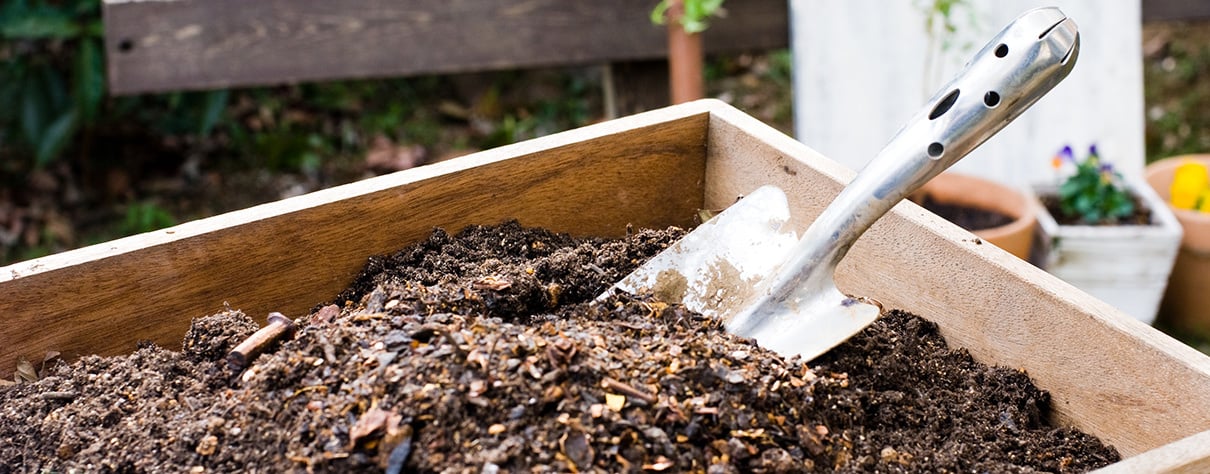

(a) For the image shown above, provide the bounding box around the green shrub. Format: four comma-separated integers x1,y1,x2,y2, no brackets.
0,0,104,167
0,0,230,173
650,0,725,33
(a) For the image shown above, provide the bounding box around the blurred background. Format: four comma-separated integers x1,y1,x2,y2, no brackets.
1,1,1208,348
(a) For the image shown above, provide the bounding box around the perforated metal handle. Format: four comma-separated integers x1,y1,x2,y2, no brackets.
731,7,1079,335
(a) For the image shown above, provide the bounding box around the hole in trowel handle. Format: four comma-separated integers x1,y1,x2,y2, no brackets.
984,91,1000,107
929,89,960,120
927,142,945,158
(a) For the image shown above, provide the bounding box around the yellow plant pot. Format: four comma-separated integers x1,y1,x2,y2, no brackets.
1146,155,1210,337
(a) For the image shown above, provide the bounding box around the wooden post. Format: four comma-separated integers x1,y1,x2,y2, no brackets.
666,0,705,104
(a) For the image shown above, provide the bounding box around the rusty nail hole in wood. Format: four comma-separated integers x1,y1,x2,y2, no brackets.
227,312,297,370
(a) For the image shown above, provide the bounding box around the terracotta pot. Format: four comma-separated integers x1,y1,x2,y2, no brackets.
1145,155,1210,337
910,172,1036,260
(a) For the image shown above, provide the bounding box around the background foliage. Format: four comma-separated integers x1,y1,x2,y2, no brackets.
0,0,621,264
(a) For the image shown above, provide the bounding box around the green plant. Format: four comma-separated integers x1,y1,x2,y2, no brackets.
1142,23,1210,163
916,0,976,98
919,0,969,42
1053,144,1136,225
121,201,176,235
0,0,231,170
650,0,725,34
0,0,104,166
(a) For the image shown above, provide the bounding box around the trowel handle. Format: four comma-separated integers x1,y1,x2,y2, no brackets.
780,7,1079,291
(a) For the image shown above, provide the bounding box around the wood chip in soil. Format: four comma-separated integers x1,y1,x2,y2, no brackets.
0,221,1120,473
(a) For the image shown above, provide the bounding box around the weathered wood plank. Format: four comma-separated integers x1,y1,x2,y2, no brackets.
0,103,712,379
610,60,673,116
1094,429,1210,473
4,99,1210,469
103,0,788,94
702,102,1210,459
1143,0,1210,22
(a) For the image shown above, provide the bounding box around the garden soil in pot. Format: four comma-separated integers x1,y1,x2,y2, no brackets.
917,195,1014,232
0,222,1120,473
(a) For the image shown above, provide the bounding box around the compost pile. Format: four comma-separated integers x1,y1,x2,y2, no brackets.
0,222,1120,473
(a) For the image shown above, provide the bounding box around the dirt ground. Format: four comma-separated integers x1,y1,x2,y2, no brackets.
0,222,1119,473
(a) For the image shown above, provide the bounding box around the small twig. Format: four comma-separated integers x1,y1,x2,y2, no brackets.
413,324,466,360
289,385,329,400
228,312,297,370
481,336,500,376
601,377,656,404
584,263,607,276
40,391,77,401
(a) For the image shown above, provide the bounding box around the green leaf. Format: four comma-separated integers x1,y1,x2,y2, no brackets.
682,18,707,34
71,0,101,16
197,89,229,135
20,69,49,146
650,1,670,25
123,202,176,234
74,37,106,123
0,64,22,122
679,0,724,33
0,7,80,39
81,19,104,37
35,110,78,167
38,59,70,111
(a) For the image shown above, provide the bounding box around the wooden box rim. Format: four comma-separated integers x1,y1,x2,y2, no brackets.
2,100,1208,472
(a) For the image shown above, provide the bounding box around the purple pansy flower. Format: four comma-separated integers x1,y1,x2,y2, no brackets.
1059,145,1075,162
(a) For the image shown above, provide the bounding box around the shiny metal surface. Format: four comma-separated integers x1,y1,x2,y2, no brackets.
727,7,1080,359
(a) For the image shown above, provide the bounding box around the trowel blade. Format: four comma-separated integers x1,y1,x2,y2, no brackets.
603,185,882,362
603,185,799,324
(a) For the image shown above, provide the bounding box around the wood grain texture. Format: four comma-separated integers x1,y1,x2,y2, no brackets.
702,101,1210,462
0,102,711,381
1142,0,1210,22
610,60,673,116
4,99,1210,469
103,0,788,94
1092,429,1210,474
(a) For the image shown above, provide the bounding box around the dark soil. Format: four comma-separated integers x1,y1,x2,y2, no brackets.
1038,194,1154,226
0,222,1120,473
917,195,1015,231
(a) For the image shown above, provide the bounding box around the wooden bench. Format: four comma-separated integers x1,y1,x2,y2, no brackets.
103,0,1210,97
102,0,789,100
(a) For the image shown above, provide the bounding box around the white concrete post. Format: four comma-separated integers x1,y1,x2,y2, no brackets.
790,0,1144,188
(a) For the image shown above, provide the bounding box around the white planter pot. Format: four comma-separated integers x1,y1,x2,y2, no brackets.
1034,177,1182,324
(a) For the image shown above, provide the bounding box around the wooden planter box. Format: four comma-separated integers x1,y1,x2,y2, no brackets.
2,100,1208,471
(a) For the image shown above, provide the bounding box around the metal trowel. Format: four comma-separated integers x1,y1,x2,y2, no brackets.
602,7,1080,361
